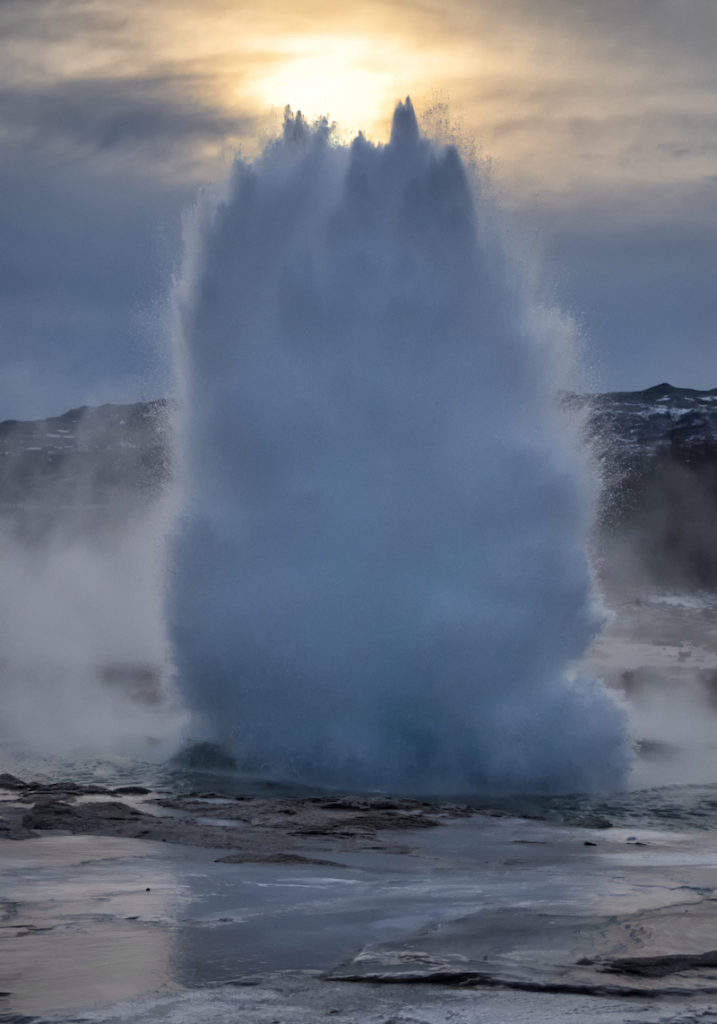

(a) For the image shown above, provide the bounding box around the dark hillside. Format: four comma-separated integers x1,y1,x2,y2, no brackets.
2,387,716,587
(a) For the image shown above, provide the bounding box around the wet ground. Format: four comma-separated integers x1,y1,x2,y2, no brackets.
4,791,717,1022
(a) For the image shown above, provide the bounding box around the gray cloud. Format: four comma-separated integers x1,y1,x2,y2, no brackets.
527,180,717,390
0,141,191,418
1,0,716,417
0,76,251,156
454,0,717,69
0,0,126,41
0,7,262,418
0,65,266,188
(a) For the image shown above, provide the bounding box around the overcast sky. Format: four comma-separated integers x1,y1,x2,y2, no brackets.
1,0,716,418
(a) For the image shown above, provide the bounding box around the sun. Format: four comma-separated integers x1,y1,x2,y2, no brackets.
248,34,400,139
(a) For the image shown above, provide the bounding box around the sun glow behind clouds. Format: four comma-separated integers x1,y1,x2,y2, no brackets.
247,33,445,140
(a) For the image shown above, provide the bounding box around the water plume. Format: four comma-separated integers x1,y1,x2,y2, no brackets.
169,99,630,794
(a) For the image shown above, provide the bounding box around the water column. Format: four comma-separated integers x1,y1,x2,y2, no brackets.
169,99,630,793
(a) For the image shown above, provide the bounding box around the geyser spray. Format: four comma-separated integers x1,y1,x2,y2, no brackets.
169,99,630,794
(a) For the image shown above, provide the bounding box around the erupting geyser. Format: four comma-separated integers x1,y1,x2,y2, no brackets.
169,99,630,794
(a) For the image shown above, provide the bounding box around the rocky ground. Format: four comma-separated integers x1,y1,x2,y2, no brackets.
0,772,477,854
0,768,619,853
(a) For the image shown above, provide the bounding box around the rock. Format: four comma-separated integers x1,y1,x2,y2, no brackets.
22,799,148,832
309,796,406,811
22,800,83,830
564,816,613,830
215,852,344,867
24,781,109,797
90,801,146,820
603,951,717,977
0,773,27,789
289,809,441,838
0,814,35,840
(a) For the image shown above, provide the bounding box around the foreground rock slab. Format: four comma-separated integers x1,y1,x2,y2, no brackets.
2,775,471,860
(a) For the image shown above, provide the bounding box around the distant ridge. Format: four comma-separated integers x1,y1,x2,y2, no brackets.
563,383,717,459
1,387,715,477
2,385,716,435
0,386,716,587
600,382,717,403
0,398,168,438
0,399,170,514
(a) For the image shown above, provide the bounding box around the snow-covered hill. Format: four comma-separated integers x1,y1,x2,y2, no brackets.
568,383,717,457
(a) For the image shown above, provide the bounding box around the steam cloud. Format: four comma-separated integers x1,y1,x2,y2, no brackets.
0,429,182,762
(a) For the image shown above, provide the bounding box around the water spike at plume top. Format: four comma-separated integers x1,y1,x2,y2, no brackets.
283,105,332,145
169,100,631,796
389,96,420,147
282,105,309,142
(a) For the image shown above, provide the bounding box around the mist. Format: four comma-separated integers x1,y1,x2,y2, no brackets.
0,403,184,762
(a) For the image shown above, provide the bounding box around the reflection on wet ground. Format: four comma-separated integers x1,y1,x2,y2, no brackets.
0,836,183,1012
4,816,717,1017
